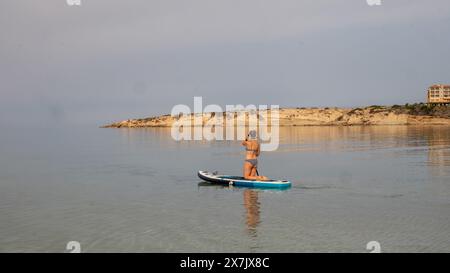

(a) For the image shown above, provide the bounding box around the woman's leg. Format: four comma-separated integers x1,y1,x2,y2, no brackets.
244,162,267,180
252,166,268,181
243,161,253,179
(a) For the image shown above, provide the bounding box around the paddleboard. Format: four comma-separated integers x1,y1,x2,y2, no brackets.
198,170,291,189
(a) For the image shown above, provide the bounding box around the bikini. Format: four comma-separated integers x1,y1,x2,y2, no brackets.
245,148,258,167
245,158,258,167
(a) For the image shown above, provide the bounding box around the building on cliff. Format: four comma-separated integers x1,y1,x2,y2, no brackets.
427,84,450,105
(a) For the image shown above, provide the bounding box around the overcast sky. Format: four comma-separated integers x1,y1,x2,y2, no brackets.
1,0,449,126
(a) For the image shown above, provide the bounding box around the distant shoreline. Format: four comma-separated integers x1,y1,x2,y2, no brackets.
102,103,450,128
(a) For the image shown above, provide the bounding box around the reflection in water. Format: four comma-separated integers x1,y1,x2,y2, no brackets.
276,126,450,152
425,127,450,177
196,182,263,239
243,189,260,237
119,126,450,174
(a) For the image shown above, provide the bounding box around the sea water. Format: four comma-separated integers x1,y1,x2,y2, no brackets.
0,124,449,252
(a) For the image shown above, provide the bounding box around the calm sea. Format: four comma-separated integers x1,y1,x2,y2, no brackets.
1,125,449,252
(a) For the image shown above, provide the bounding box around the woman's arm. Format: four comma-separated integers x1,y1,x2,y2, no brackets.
256,143,261,156
242,133,249,146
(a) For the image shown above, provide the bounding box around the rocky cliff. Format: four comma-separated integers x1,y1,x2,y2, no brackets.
102,104,450,128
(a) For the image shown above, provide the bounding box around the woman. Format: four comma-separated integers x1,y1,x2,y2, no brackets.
242,130,268,180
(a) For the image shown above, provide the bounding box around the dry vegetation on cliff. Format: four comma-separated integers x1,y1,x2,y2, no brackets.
102,103,450,128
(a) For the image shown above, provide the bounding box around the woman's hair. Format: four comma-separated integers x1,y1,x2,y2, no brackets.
248,130,258,140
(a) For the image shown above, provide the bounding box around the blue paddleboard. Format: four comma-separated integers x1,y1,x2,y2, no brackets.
198,170,291,189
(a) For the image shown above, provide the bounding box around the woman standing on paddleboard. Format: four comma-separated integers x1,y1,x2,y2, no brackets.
242,130,268,180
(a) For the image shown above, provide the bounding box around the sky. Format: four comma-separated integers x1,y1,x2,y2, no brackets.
1,0,450,127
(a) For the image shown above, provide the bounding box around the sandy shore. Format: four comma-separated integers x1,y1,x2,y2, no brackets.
102,104,450,128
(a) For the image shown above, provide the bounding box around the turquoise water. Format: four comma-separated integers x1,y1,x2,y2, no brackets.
0,125,449,252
